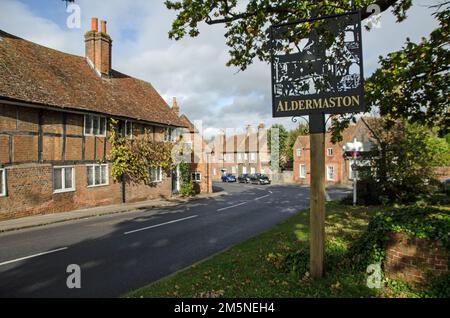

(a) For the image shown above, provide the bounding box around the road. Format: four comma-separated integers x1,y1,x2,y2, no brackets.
0,182,349,297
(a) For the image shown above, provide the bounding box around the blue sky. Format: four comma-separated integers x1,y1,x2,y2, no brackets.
0,0,440,137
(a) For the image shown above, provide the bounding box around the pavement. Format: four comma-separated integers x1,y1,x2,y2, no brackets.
0,182,350,298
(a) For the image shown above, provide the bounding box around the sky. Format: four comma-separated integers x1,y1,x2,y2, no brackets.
0,0,440,138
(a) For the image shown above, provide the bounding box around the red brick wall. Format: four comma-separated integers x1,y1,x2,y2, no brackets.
0,103,210,220
384,232,449,285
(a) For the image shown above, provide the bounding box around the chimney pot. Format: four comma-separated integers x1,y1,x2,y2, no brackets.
91,17,98,31
172,97,180,115
85,18,112,77
101,20,107,34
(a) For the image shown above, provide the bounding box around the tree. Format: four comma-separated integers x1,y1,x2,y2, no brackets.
331,5,449,141
164,0,448,139
358,118,450,204
165,0,413,71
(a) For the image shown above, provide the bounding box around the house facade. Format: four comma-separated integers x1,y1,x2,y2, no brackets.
0,18,207,221
210,124,271,180
293,119,374,185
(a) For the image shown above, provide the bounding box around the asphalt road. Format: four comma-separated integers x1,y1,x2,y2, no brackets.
0,182,350,298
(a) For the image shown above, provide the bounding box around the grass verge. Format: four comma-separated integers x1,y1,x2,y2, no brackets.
126,201,446,298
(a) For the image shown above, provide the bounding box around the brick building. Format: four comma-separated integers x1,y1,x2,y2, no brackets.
293,119,374,185
210,124,271,180
0,18,209,221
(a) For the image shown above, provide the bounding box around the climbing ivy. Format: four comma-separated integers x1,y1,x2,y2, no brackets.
349,206,450,269
179,161,195,197
108,118,175,185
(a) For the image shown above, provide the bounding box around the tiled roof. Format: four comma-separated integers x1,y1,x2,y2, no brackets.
0,30,186,127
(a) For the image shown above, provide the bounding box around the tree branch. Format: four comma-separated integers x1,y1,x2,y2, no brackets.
205,0,400,25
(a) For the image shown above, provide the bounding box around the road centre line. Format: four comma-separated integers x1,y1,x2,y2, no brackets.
217,202,247,212
123,215,198,235
0,247,68,267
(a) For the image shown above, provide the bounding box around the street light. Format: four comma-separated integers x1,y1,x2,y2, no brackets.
343,138,363,206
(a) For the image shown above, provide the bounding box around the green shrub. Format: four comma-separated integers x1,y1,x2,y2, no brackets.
180,181,195,197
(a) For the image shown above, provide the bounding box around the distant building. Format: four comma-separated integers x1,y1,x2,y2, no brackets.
210,124,271,179
293,119,374,185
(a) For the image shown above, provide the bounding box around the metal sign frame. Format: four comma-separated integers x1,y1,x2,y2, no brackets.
270,11,365,118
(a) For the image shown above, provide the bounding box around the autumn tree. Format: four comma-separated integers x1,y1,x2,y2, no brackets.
164,0,448,138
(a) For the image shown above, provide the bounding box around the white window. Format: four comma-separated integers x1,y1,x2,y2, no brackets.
242,166,247,174
150,166,163,183
244,153,248,160
164,127,175,142
53,166,75,193
327,148,334,156
87,164,108,187
327,165,335,181
124,121,133,138
237,153,242,161
250,167,256,174
250,153,256,161
84,115,106,136
299,164,306,178
213,168,216,176
0,168,6,197
231,166,237,174
296,148,302,157
191,172,201,183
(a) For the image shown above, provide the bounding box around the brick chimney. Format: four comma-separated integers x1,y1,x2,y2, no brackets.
172,97,180,115
84,17,112,77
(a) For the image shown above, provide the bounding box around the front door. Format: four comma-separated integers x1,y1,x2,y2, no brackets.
172,165,180,194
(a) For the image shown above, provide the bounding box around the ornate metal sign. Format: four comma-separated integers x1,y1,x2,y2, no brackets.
271,11,365,117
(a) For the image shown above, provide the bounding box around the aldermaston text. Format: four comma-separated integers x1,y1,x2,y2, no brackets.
276,95,360,112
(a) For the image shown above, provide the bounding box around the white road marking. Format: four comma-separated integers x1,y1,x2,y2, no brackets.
217,202,247,212
254,194,270,201
0,247,68,267
123,215,198,235
268,190,273,194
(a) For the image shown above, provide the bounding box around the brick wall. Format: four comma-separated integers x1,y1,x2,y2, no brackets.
0,103,210,220
384,232,449,285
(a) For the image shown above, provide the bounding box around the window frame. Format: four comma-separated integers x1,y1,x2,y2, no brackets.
250,152,257,161
86,164,109,187
150,166,163,183
0,168,6,197
296,148,302,157
327,148,334,156
84,114,107,137
191,172,201,183
53,166,75,193
326,165,335,181
164,127,174,142
299,164,306,179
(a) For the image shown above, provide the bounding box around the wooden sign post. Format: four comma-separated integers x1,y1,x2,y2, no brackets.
309,114,326,278
270,11,365,278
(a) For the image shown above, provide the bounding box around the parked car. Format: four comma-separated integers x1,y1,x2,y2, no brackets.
250,173,271,185
221,173,237,182
238,174,251,183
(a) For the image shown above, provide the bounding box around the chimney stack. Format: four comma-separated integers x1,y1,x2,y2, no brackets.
172,97,180,115
85,17,112,77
